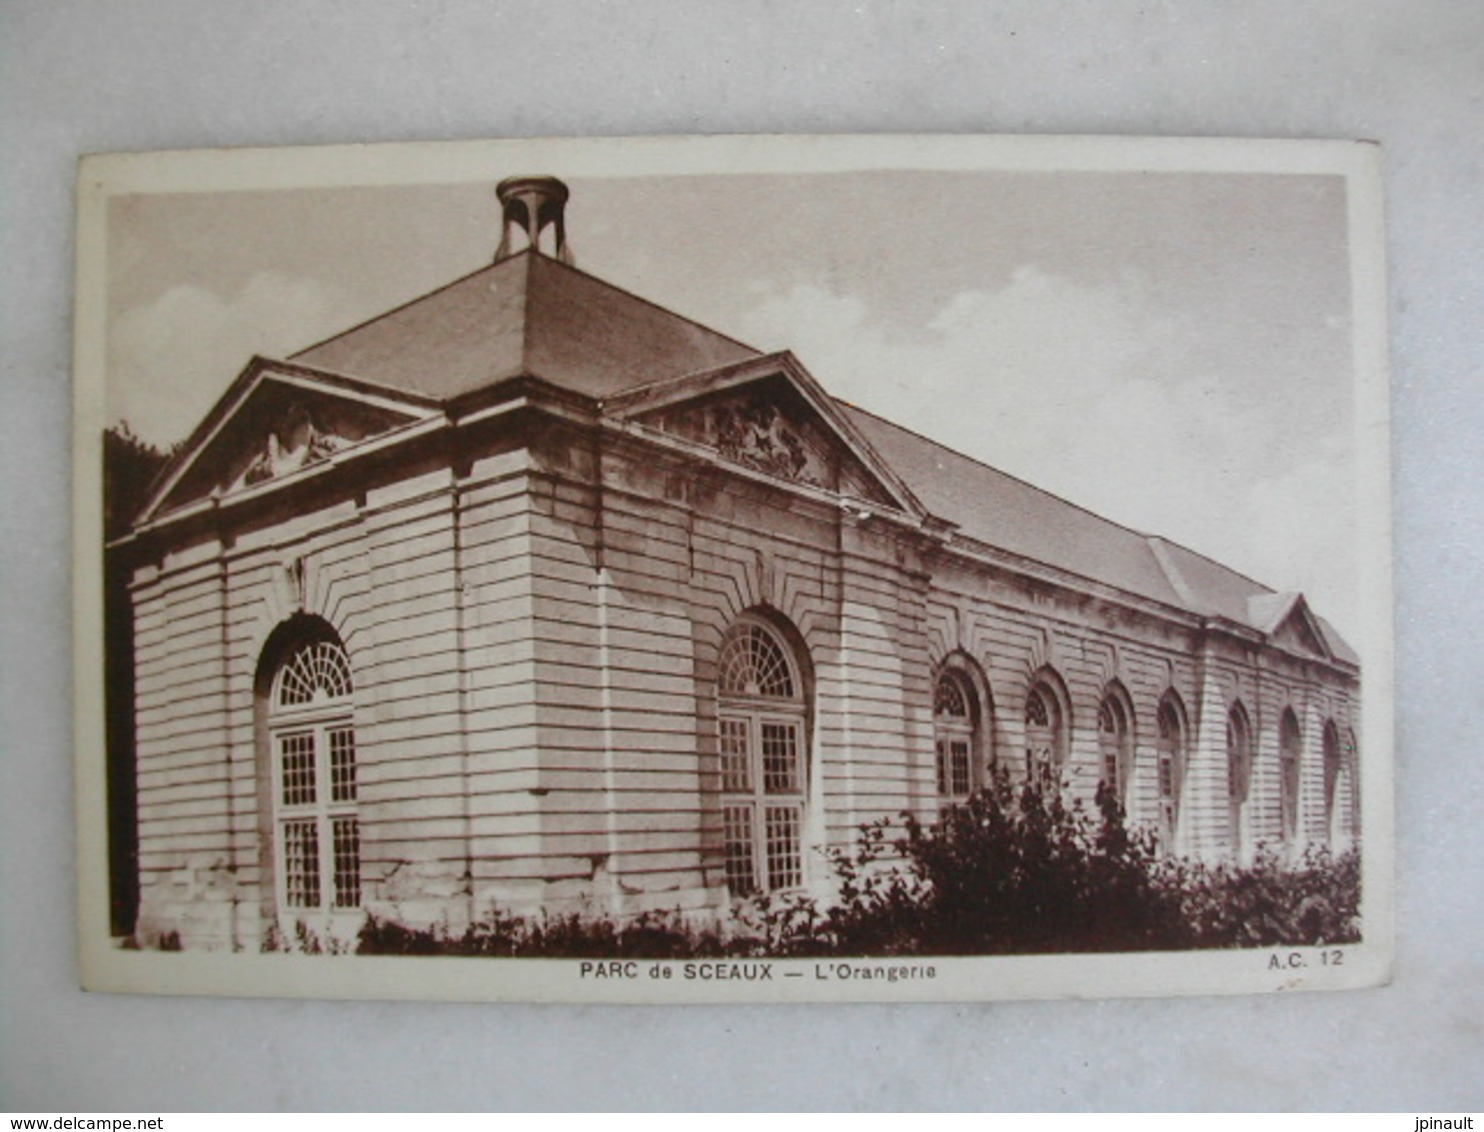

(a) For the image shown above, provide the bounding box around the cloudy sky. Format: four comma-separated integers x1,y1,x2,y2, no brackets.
107,166,1357,632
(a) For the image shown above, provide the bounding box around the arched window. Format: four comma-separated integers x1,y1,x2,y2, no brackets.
1345,727,1361,837
264,626,359,916
716,614,809,897
934,668,980,803
1226,702,1253,859
1156,693,1187,847
1323,719,1343,845
1279,708,1303,845
1096,688,1133,804
1024,679,1066,783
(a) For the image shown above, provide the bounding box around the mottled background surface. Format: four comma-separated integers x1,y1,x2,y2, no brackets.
2,0,1479,1110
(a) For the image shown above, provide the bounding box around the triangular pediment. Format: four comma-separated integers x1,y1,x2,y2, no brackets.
1250,592,1333,660
641,379,897,504
140,360,438,523
605,353,923,516
1274,607,1331,659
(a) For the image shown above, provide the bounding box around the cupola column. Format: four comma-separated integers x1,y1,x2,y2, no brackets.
494,175,573,263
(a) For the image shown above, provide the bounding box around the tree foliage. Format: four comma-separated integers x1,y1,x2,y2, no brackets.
103,422,173,539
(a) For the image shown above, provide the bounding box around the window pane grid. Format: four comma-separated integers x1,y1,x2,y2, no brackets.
1322,724,1342,826
282,819,321,908
949,740,971,797
332,817,361,908
761,722,800,794
719,718,751,793
1281,754,1300,837
329,726,357,803
279,732,316,806
1156,698,1184,843
269,629,361,921
765,805,802,891
722,804,757,897
934,674,969,718
718,624,796,699
1098,698,1127,793
717,618,806,896
936,737,974,798
1024,685,1059,779
278,639,353,707
1226,718,1249,802
1280,712,1302,840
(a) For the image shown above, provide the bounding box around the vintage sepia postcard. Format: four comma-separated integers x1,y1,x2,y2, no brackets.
74,134,1394,1003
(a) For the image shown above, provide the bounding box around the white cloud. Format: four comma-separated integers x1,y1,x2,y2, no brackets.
736,267,1356,631
109,271,361,448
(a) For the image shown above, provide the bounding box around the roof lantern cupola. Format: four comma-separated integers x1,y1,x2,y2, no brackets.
494,175,573,264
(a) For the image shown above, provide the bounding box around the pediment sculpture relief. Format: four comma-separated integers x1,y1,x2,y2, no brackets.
644,387,900,505
234,403,350,491
712,400,825,487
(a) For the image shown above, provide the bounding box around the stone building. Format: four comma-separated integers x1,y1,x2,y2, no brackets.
114,176,1361,950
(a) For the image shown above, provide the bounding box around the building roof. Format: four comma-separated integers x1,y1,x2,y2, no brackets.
835,400,1356,661
154,229,1353,663
838,402,1188,609
292,250,761,400
288,249,1293,629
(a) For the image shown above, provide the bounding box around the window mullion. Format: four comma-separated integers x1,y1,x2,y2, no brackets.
315,723,331,913
273,763,289,916
749,715,766,894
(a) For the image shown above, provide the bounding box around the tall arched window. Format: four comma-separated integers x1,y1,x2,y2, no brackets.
716,614,809,897
934,668,980,803
1156,693,1187,847
1345,727,1361,838
1279,708,1303,845
1097,687,1133,805
1323,719,1343,845
265,627,359,916
1024,679,1066,783
1226,702,1253,859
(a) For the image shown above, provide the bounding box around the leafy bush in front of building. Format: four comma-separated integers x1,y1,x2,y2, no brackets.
1174,845,1361,947
261,919,355,954
357,907,735,958
814,767,1194,954
813,769,1361,953
354,770,1360,958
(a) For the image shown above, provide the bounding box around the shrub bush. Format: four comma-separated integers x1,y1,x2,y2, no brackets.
818,767,1194,954
358,907,734,958
824,768,1361,953
1173,846,1361,947
356,770,1361,957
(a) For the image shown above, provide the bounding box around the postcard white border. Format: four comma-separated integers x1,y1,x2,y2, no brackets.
74,132,1394,1004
